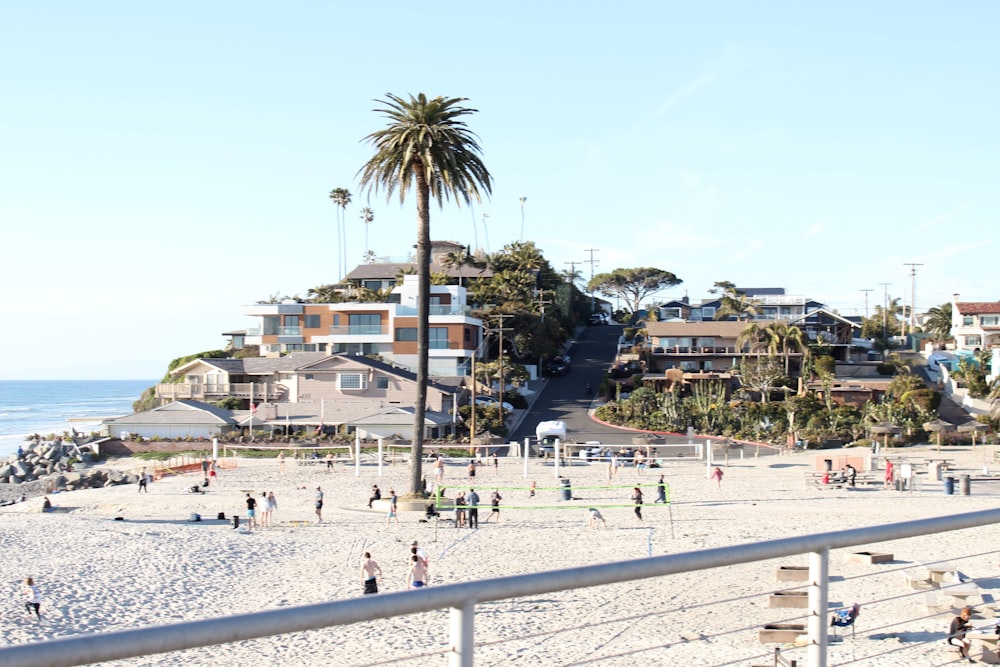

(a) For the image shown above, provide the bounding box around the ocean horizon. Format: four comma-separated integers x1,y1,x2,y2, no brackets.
0,379,155,458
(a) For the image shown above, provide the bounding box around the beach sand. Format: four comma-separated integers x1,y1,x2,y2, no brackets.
3,444,1000,666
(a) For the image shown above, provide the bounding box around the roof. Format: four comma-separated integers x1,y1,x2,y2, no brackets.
297,354,459,395
344,262,493,281
787,308,860,328
352,407,453,426
955,301,1000,316
105,400,238,426
172,352,336,377
646,320,759,338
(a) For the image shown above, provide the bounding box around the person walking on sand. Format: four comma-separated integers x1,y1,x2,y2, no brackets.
314,486,324,523
711,466,724,489
23,577,41,619
266,491,277,526
277,451,286,474
484,490,502,523
529,480,537,499
209,460,218,486
468,460,477,482
454,491,467,528
201,457,209,479
385,489,399,527
434,456,444,482
258,492,270,527
138,468,148,493
467,488,480,528
632,487,644,521
492,451,499,473
410,540,429,573
587,507,607,529
245,493,257,530
654,474,668,503
361,552,382,594
407,554,428,589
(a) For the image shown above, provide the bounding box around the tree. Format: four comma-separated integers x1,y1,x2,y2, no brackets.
359,206,375,264
587,267,682,314
737,356,786,404
358,93,492,496
763,321,807,375
329,188,352,279
711,281,759,321
924,302,953,344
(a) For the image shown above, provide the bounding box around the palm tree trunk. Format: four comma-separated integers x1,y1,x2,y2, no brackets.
410,170,431,496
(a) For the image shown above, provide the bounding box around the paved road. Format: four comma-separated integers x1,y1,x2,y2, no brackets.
509,324,690,446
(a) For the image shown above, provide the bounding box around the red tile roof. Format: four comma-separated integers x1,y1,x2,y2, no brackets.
955,302,1000,315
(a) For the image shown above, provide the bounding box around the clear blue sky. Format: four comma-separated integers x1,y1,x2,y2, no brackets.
2,2,997,379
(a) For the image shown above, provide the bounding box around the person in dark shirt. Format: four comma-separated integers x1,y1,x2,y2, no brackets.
948,606,973,662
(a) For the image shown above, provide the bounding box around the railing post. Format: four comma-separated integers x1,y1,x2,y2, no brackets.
808,547,829,667
449,599,475,667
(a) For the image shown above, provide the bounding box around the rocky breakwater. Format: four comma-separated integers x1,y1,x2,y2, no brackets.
0,440,138,502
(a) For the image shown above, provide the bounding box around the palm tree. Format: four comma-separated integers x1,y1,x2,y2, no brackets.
358,93,492,496
359,206,375,264
329,188,352,279
924,302,953,345
763,321,807,375
712,282,759,321
736,322,767,353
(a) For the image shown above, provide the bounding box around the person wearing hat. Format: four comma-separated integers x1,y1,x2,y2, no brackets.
314,486,324,523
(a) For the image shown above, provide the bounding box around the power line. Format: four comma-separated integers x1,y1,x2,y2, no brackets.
904,262,923,336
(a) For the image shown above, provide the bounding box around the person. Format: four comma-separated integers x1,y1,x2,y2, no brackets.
385,489,399,527
587,507,607,529
492,451,499,473
257,492,270,528
410,540,429,572
884,460,894,489
245,493,257,530
23,577,41,619
277,451,286,474
634,451,646,475
654,474,668,503
407,554,428,589
138,468,148,493
368,485,381,508
529,480,537,499
632,487,644,520
948,606,974,661
266,491,277,526
434,456,444,482
484,490,502,523
468,460,476,482
711,466,724,489
467,488,480,528
846,463,857,488
454,491,467,528
201,457,209,478
314,486,324,523
42,497,52,513
209,460,218,485
17,445,24,458
360,552,382,594
325,452,334,471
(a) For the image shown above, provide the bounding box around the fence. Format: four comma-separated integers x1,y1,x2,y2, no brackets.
3,507,1000,667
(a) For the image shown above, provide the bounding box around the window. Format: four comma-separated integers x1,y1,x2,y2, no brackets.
464,328,471,341
690,308,702,320
304,314,321,329
395,328,417,341
363,280,383,291
661,307,682,319
429,328,448,349
285,344,303,351
282,315,298,327
349,313,382,334
429,296,442,305
982,316,1000,326
263,316,280,335
963,316,975,326
662,337,677,348
333,314,341,327
304,374,314,380
680,361,697,371
965,336,982,346
702,361,714,371
338,373,368,390
701,307,716,319
376,376,389,389
697,337,715,348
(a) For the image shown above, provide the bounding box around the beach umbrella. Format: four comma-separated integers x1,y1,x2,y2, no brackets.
923,419,955,452
957,420,989,448
869,423,901,450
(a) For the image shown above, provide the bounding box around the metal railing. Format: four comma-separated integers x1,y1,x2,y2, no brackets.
154,383,282,400
3,508,999,667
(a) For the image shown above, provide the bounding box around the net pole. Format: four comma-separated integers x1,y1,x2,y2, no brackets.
554,438,561,479
378,437,384,478
523,437,529,479
354,432,361,478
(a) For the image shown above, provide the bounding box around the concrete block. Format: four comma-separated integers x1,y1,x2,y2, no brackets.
769,591,809,608
849,551,893,565
776,566,810,582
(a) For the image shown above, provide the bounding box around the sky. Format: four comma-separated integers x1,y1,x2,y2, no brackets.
1,2,997,380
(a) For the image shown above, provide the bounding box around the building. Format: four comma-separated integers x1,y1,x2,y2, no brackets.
951,294,1000,352
343,240,492,292
236,275,482,377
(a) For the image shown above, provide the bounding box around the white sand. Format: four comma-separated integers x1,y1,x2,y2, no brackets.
3,445,1000,666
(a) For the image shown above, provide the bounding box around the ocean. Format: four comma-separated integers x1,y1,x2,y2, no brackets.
0,380,155,459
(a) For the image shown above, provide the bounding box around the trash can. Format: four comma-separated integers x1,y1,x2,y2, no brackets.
559,477,572,501
232,515,240,529
944,476,955,495
824,459,833,472
960,474,971,496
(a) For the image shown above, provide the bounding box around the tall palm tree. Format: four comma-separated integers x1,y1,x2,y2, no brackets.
713,283,759,321
358,93,492,496
763,321,807,375
359,206,375,264
329,188,352,279
924,302,953,345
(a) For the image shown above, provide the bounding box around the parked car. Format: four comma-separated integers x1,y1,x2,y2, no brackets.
546,355,571,376
588,313,609,325
470,395,514,411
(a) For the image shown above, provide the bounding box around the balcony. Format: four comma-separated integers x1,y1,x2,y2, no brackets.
394,304,471,317
155,382,283,401
651,346,740,355
328,325,389,336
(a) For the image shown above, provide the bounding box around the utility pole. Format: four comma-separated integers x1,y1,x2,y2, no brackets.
482,214,491,254
904,262,923,338
859,289,873,319
564,260,579,284
584,248,600,312
519,196,527,242
879,282,892,339
535,290,552,376
483,314,514,448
